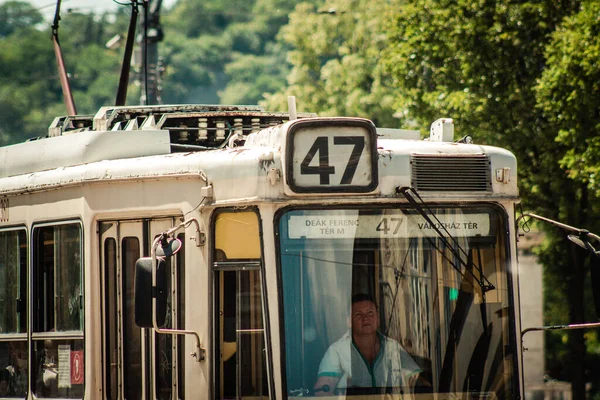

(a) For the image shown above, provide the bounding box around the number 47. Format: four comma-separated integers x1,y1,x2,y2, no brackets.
376,217,404,235
300,136,365,185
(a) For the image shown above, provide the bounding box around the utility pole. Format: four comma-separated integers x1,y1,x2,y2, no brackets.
115,0,138,106
140,0,164,105
52,0,77,115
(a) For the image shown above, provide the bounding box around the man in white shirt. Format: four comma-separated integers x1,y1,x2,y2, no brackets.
313,294,422,395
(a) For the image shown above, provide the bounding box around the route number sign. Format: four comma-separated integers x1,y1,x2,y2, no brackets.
286,119,378,193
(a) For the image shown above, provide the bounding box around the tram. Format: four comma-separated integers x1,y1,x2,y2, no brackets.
0,102,524,399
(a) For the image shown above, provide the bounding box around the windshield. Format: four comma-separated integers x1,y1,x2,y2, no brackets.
278,206,516,399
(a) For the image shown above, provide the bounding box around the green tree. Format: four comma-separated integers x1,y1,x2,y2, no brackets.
219,51,289,105
383,1,597,398
0,1,43,37
0,28,62,142
0,84,28,144
0,6,128,143
535,5,600,393
535,1,600,197
263,1,397,126
161,33,232,104
160,0,304,106
217,0,309,106
163,0,254,38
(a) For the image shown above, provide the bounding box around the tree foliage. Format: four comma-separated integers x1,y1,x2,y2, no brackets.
0,3,124,144
532,7,600,391
263,0,398,126
0,1,43,37
0,0,313,143
383,1,599,398
535,1,600,197
159,0,305,105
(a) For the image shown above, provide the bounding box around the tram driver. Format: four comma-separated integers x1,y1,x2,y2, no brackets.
313,293,422,395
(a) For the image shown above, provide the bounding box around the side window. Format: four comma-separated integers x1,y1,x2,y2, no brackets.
213,210,269,399
32,222,84,399
0,228,27,398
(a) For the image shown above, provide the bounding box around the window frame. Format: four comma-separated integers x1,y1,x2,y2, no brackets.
210,207,274,400
274,203,518,399
31,219,84,338
0,226,28,336
31,219,85,399
0,225,28,399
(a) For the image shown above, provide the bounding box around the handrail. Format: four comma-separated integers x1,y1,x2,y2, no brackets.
151,218,205,362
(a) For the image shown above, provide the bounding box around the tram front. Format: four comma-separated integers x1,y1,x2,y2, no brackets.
273,118,519,399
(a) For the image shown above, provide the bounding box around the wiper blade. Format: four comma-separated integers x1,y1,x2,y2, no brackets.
399,187,495,293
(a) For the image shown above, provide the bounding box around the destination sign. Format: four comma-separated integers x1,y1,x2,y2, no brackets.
288,213,491,239
286,119,378,193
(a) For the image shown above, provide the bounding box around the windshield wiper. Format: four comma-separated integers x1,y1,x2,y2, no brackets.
398,187,495,293
399,187,497,388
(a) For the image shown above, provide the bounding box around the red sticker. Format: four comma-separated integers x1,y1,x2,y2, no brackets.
70,351,84,385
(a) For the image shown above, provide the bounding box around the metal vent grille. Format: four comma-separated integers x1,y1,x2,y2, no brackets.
411,154,491,191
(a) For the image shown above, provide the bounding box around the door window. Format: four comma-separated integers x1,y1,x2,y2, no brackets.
122,237,142,400
213,210,269,399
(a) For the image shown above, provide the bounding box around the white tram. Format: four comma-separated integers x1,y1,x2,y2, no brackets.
0,104,522,399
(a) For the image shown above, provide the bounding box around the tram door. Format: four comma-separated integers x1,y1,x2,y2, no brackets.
100,217,185,400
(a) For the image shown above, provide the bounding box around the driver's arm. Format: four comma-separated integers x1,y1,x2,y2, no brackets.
314,344,344,396
313,375,340,396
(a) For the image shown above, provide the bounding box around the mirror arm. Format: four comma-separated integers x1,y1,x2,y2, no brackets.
518,212,588,235
518,213,600,346
518,212,600,254
522,322,600,355
163,218,203,247
152,220,205,362
522,321,600,338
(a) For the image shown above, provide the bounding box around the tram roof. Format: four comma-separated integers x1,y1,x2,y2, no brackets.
0,105,518,200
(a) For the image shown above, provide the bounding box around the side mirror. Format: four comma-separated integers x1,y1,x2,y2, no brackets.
135,257,167,328
591,253,600,320
156,237,182,257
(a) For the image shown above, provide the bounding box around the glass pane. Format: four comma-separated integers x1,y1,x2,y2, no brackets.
103,238,118,400
122,237,141,400
0,341,27,397
54,225,82,331
279,207,515,399
34,224,82,333
215,211,260,259
217,270,268,399
237,270,267,398
214,211,268,399
32,339,84,398
0,230,26,334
